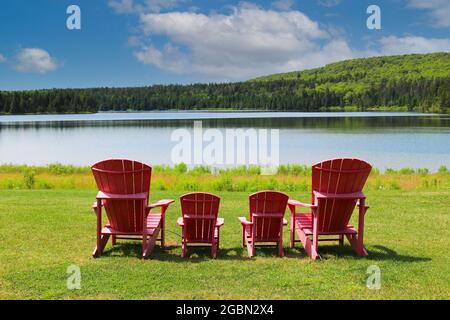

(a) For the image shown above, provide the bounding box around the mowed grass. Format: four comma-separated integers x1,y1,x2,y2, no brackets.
0,189,449,300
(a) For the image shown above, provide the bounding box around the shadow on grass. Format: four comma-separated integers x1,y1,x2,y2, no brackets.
100,242,306,261
100,243,246,262
297,244,432,262
367,245,431,262
100,242,430,263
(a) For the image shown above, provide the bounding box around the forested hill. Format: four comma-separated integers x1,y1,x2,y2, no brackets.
253,52,450,82
1,52,449,115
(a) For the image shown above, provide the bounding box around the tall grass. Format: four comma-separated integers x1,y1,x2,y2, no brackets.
0,163,449,192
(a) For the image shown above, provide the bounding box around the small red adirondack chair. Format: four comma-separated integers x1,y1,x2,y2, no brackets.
91,159,174,258
177,192,224,258
238,191,289,258
288,158,372,260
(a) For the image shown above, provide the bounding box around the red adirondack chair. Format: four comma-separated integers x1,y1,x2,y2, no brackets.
238,191,289,258
177,192,224,258
288,158,372,260
91,159,174,258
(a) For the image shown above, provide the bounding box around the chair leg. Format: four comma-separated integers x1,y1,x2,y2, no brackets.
339,235,344,246
181,240,187,258
216,227,220,250
211,241,218,259
142,235,148,258
143,228,160,258
243,230,254,258
310,215,319,260
351,200,369,257
160,216,165,248
92,234,110,258
311,233,319,260
346,234,368,257
278,240,284,257
290,216,295,248
112,235,117,246
93,201,106,258
298,230,319,260
278,224,284,257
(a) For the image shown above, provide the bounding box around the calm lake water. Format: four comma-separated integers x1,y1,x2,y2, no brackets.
0,111,449,171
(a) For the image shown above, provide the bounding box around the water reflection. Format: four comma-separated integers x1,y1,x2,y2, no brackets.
1,114,449,131
0,112,449,170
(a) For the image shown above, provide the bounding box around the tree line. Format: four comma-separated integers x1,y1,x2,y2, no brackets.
0,76,448,114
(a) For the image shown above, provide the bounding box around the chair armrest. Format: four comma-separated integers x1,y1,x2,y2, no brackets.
91,202,98,215
288,199,317,209
91,200,107,215
96,191,148,200
357,199,369,209
252,213,284,218
216,218,225,227
92,199,107,208
313,191,365,200
238,217,253,226
358,204,370,209
176,217,184,226
147,199,175,210
183,215,216,220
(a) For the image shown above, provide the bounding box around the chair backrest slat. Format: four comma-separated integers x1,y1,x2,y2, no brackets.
180,192,220,242
92,159,152,233
311,158,371,233
249,191,288,242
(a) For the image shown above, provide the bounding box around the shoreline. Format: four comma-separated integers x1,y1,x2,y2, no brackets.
0,110,441,124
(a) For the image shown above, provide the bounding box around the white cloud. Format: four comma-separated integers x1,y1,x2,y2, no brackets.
272,0,294,11
379,36,450,55
407,0,450,27
15,48,58,74
108,0,178,14
135,43,188,73
135,4,339,80
0,54,6,63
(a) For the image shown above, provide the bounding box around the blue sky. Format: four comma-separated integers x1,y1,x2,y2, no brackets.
0,0,449,90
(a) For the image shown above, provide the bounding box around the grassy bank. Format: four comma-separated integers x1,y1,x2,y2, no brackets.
0,188,448,299
1,164,448,299
1,163,449,192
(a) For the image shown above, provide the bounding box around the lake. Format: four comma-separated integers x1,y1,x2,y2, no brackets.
0,111,449,171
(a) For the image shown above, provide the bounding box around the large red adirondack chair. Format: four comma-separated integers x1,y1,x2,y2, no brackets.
177,192,224,258
91,159,174,258
239,191,289,258
288,158,372,260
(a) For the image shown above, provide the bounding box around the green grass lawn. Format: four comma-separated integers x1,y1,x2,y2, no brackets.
0,189,448,299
